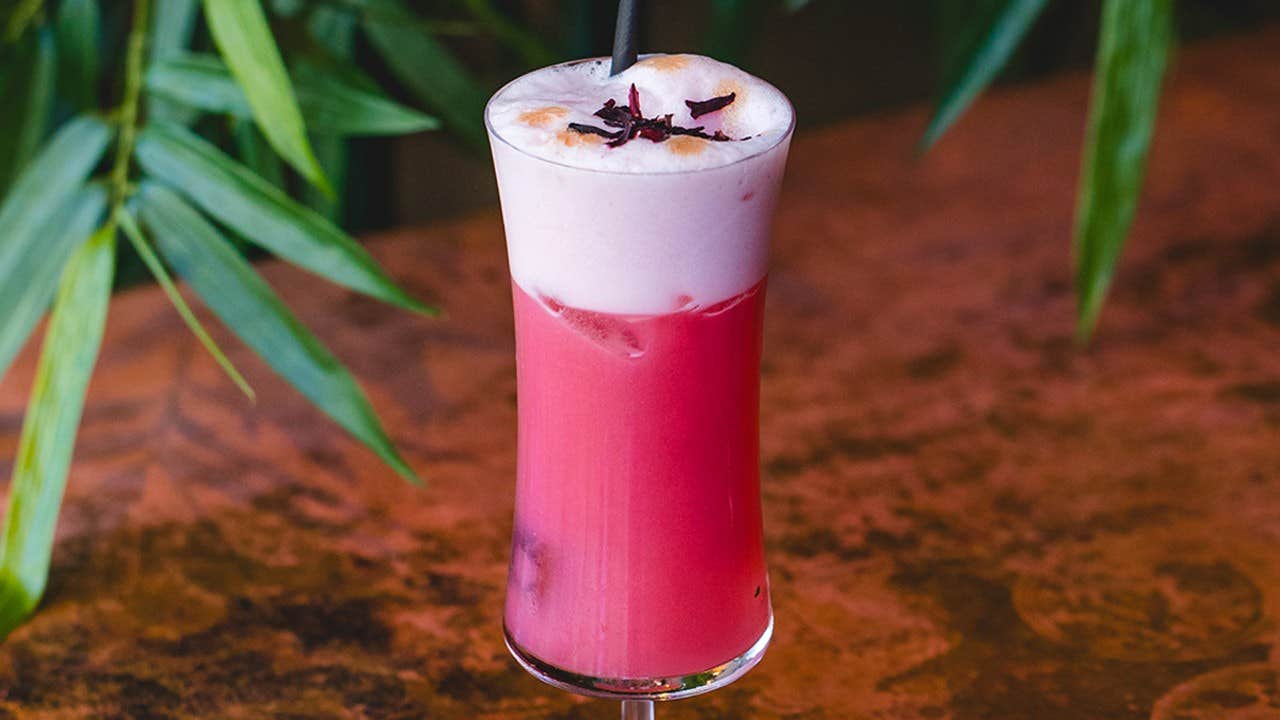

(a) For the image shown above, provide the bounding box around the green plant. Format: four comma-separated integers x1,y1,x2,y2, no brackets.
921,0,1174,342
699,0,1174,340
0,0,1195,641
0,0,529,640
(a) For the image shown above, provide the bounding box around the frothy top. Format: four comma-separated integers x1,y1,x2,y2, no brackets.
486,54,793,173
487,56,794,314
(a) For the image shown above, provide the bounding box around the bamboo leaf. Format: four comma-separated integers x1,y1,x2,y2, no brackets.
269,0,304,17
0,185,106,387
202,0,332,194
136,123,433,314
138,183,421,484
306,126,347,222
1074,0,1173,342
921,0,1050,150
145,55,259,119
148,0,200,125
0,28,57,194
0,115,113,272
146,54,439,136
54,0,99,110
303,8,358,221
4,0,44,42
294,60,440,136
0,115,111,381
117,208,256,401
0,223,115,640
150,0,199,61
230,117,286,190
308,4,356,58
361,0,488,149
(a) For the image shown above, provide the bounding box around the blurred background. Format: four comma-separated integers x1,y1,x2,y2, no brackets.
342,0,1280,230
13,0,1276,286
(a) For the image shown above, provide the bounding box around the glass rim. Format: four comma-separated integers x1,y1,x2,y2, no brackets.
483,55,797,178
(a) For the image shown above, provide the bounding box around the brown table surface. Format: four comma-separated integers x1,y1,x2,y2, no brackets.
3,27,1280,720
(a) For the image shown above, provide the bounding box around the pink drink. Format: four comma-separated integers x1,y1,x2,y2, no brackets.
487,53,793,692
507,279,770,679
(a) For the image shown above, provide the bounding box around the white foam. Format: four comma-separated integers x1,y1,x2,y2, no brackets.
486,55,794,314
486,54,792,173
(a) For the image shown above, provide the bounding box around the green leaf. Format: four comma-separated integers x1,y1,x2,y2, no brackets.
296,60,440,136
921,0,1050,150
231,117,286,190
308,4,356,58
305,131,346,222
150,0,199,61
0,223,115,640
202,0,332,195
0,185,106,387
4,0,44,42
148,0,201,125
362,0,489,149
1074,0,1173,342
54,0,99,110
303,9,358,220
138,182,421,484
146,54,439,136
117,207,256,401
783,0,811,12
0,115,112,379
146,54,248,117
0,114,113,271
136,123,433,314
269,0,304,17
0,28,57,194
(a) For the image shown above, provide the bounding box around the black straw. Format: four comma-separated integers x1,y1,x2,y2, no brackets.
610,0,640,76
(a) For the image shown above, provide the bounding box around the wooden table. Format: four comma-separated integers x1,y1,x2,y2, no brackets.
3,27,1280,720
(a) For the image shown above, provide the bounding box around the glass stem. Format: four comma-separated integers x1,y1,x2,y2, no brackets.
621,699,654,720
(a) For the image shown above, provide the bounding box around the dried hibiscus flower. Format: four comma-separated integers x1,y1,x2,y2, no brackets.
567,84,741,149
685,93,735,119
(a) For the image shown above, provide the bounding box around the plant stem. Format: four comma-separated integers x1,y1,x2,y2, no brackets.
109,0,151,217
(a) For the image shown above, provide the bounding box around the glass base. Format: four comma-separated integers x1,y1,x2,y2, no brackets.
504,614,773,701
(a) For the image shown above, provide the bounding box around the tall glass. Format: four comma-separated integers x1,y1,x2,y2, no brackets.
487,60,793,717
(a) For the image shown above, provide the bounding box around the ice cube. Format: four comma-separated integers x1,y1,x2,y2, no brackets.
537,293,648,359
510,526,548,600
672,293,699,313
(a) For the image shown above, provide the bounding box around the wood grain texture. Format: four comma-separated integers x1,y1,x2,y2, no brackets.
2,27,1280,719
